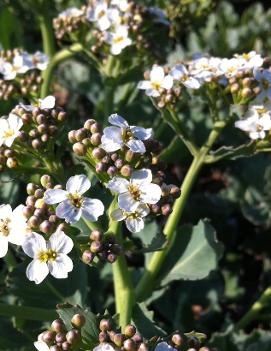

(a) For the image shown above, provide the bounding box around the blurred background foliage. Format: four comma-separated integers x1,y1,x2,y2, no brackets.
0,0,271,350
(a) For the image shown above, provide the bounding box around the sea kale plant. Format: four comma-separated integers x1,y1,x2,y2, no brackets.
1,0,271,350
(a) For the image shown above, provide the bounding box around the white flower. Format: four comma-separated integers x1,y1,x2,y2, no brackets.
137,65,173,97
0,113,23,147
22,230,74,284
254,68,271,102
234,51,263,70
218,57,245,78
189,56,223,82
2,52,32,80
58,7,84,19
170,64,201,89
107,169,162,212
94,344,116,351
44,174,104,224
19,95,56,112
235,104,271,140
86,1,120,31
32,51,49,71
111,204,150,233
101,113,152,153
105,25,132,55
34,341,50,351
0,204,29,258
155,342,177,351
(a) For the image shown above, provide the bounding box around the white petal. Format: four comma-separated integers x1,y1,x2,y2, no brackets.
111,208,126,221
137,204,150,217
140,183,162,204
126,139,146,153
0,204,12,220
150,65,165,83
81,198,104,222
170,64,187,79
102,126,123,141
146,88,160,97
183,77,201,89
118,192,139,212
22,232,47,259
48,254,73,279
161,75,173,89
48,230,74,254
44,189,67,205
34,341,50,351
55,200,82,224
39,96,55,109
101,140,122,152
98,15,111,31
137,80,152,90
8,113,23,131
126,216,144,233
130,126,152,140
0,236,8,258
66,174,91,194
107,177,129,193
26,259,49,284
108,113,129,128
131,169,152,186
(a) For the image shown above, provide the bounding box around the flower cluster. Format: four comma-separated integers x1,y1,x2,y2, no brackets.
0,49,48,100
54,0,170,59
0,96,67,172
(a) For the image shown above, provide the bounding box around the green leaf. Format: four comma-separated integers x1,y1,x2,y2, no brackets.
160,219,224,284
132,303,166,339
57,304,99,347
139,231,167,253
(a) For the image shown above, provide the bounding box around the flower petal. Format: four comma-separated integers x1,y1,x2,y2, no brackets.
55,200,82,224
161,75,173,89
44,189,67,205
66,174,91,195
48,254,73,279
137,80,152,90
26,259,49,284
22,232,47,259
107,177,129,193
81,198,105,222
150,65,165,82
140,183,162,204
8,113,23,131
48,230,74,254
118,192,139,212
108,113,129,128
0,236,8,258
39,95,55,109
125,216,144,233
131,169,152,186
111,208,126,221
126,139,146,153
0,204,12,220
131,126,152,140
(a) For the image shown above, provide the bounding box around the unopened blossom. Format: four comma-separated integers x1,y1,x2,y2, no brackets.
34,341,50,351
2,52,32,80
107,169,162,212
0,113,23,147
19,95,56,112
234,51,263,70
31,51,49,71
22,230,73,284
86,1,120,31
44,174,104,224
170,64,201,89
94,344,116,351
101,113,152,153
58,7,84,19
155,342,177,351
138,65,174,97
235,104,271,140
105,25,132,55
254,68,271,102
0,204,29,258
111,204,150,233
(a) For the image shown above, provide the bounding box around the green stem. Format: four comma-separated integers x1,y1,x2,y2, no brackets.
108,203,134,329
0,303,56,321
41,43,84,98
235,286,271,331
135,121,226,301
38,14,56,58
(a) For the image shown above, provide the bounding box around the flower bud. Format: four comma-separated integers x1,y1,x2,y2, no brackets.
61,342,71,350
99,319,112,331
23,205,34,218
90,122,102,133
6,157,17,168
27,183,38,195
41,134,49,143
66,329,80,345
90,241,103,253
230,83,239,94
28,215,40,228
120,165,132,177
57,111,67,122
82,250,95,264
188,337,200,349
96,162,107,173
138,342,148,351
36,114,46,124
42,330,56,344
242,77,252,87
125,150,135,162
49,346,61,351
132,334,142,343
75,128,88,142
71,314,86,328
55,333,66,343
90,133,102,146
18,130,27,141
68,130,77,143
99,331,109,343
107,253,117,263
113,333,125,347
34,189,44,198
90,229,103,241
40,220,54,234
241,87,252,99
107,166,117,177
111,153,118,161
73,142,87,156
124,324,136,338
4,149,14,158
115,159,124,169
51,319,65,333
172,334,183,346
161,204,172,216
40,174,52,188
32,138,42,149
84,119,96,130
124,339,136,351
92,147,106,159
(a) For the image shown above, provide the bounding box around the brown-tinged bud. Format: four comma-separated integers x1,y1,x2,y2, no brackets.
138,342,148,351
4,149,14,158
68,130,77,143
73,142,87,156
6,157,17,168
82,250,95,264
120,165,132,177
253,86,261,95
125,150,135,162
42,330,56,343
28,215,40,228
241,87,252,99
57,111,67,122
51,319,65,333
90,229,103,241
132,334,142,343
49,215,57,223
107,166,117,177
26,195,36,206
37,124,48,134
113,333,125,347
115,159,124,169
21,113,31,124
40,220,54,234
75,128,88,142
92,147,106,159
61,342,71,350
27,183,38,195
172,334,183,346
36,114,46,124
90,133,101,146
161,204,172,216
40,174,52,188
48,125,58,135
90,241,103,253
124,339,136,351
230,83,239,94
41,134,49,143
99,331,109,343
99,319,112,331
34,189,44,198
96,162,107,173
111,153,118,162
71,314,86,328
32,138,42,149
23,205,34,218
170,185,181,198
199,348,210,351
55,333,66,343
107,253,117,263
124,324,136,338
84,119,96,130
18,131,27,141
82,138,92,146
242,77,253,87
66,329,80,345
90,122,102,133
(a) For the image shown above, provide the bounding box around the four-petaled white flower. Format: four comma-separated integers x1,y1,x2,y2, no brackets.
189,56,223,83
170,64,201,89
101,114,152,153
235,104,271,140
137,65,173,97
154,342,177,351
93,343,116,351
44,174,104,224
86,1,120,31
58,7,84,19
22,230,74,284
32,51,49,71
105,25,132,55
107,169,162,212
111,204,150,233
2,52,32,80
0,113,23,147
234,51,263,70
19,95,56,112
218,57,245,78
254,68,271,102
0,204,29,258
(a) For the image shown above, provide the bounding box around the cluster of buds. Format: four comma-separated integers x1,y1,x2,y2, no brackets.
35,314,85,351
150,182,181,216
0,147,18,171
53,7,86,41
23,175,64,234
82,229,123,265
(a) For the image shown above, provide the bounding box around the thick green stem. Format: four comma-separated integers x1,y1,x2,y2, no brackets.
235,286,271,331
108,205,135,329
38,14,56,58
136,121,226,301
0,303,56,321
41,43,84,98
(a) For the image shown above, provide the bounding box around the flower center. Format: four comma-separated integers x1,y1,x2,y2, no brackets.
122,128,133,143
262,79,270,90
181,74,189,82
3,128,15,139
0,218,11,236
151,81,161,90
38,249,58,262
256,107,267,115
113,36,124,44
256,124,264,132
68,192,84,208
242,53,251,60
128,184,141,200
98,10,106,18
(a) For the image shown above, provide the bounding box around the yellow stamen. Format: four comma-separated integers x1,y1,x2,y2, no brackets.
38,249,58,262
